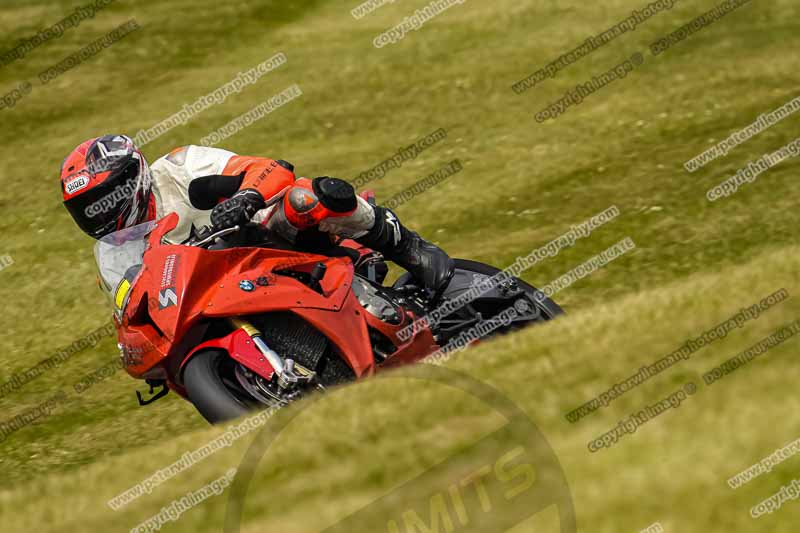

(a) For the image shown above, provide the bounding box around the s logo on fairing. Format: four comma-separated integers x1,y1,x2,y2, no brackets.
157,254,180,310
158,287,178,310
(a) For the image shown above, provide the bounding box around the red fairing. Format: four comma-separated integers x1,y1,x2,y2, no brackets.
115,210,442,403
179,328,276,381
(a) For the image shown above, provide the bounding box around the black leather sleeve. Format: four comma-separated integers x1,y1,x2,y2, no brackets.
187,173,245,210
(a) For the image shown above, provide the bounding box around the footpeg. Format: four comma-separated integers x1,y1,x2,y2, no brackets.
136,379,169,406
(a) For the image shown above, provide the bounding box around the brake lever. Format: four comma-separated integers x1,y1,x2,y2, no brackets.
192,225,213,243
189,225,241,247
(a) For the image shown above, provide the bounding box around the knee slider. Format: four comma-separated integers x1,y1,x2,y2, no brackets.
312,177,357,213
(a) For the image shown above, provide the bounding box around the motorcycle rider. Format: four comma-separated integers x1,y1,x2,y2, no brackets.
60,134,454,292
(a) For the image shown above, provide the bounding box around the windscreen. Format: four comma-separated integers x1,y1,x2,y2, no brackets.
93,221,157,313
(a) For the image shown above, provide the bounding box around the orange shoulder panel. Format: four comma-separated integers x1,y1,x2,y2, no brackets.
222,156,296,204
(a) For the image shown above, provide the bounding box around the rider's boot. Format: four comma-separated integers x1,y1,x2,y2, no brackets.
355,205,454,295
278,176,455,294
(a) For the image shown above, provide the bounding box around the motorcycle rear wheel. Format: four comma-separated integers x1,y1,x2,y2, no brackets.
394,258,564,346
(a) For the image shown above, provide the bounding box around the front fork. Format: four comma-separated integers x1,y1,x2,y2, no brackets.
228,318,316,390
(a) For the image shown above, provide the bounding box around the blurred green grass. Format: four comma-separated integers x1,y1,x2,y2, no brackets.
0,0,798,531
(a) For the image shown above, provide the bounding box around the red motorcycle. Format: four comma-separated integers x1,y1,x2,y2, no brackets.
95,199,563,423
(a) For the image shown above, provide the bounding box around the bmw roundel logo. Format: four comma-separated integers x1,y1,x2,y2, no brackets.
239,280,255,292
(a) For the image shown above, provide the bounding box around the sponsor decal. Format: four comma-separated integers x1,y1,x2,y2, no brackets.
119,342,150,366
161,254,179,288
253,160,278,187
65,174,90,195
157,254,180,310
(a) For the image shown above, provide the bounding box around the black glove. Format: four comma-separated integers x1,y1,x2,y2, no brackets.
210,189,266,231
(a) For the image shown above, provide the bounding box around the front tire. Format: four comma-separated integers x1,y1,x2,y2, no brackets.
183,349,252,424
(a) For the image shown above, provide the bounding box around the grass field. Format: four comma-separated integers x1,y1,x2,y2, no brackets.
0,0,799,531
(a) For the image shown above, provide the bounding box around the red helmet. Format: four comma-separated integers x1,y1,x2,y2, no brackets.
61,135,154,239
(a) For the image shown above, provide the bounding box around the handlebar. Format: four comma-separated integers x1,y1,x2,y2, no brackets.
187,225,241,248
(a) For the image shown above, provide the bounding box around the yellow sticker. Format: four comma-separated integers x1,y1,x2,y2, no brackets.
115,279,131,309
